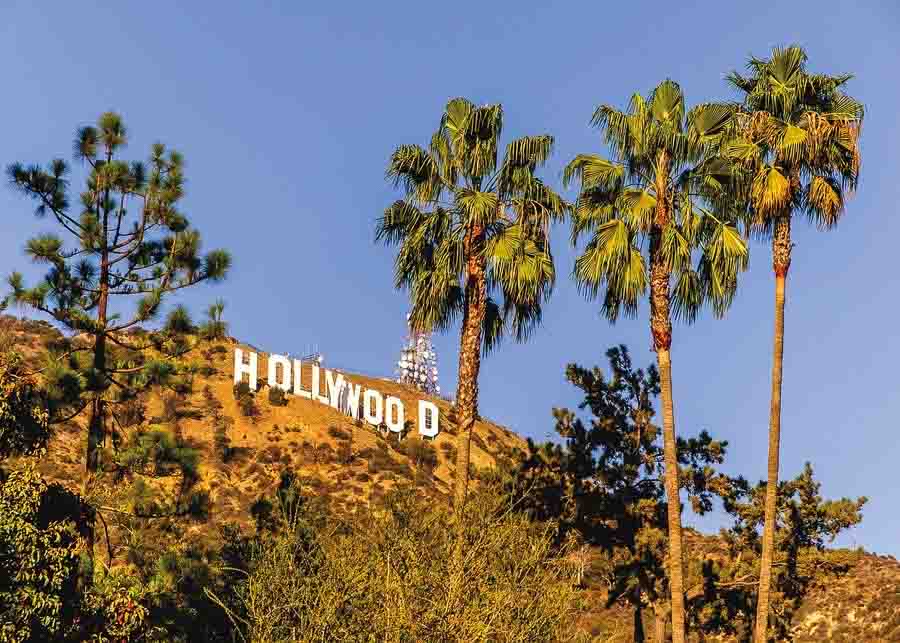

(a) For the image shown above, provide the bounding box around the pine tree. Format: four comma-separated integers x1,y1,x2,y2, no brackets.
510,346,730,641
4,112,231,474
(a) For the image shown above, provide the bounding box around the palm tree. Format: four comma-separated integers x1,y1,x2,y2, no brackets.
564,80,747,643
377,98,568,509
724,46,864,642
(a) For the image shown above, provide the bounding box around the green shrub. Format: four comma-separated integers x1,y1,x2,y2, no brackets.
225,486,580,641
214,416,235,463
268,386,288,407
327,426,351,441
0,461,84,641
115,397,146,428
116,427,200,480
395,437,438,471
438,440,457,463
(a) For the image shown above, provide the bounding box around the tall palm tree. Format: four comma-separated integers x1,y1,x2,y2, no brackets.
564,80,747,643
724,46,864,642
377,98,568,509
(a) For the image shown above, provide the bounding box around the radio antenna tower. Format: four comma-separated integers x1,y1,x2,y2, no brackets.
396,314,440,395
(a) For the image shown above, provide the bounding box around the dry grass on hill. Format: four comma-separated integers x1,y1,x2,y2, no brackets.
0,315,526,532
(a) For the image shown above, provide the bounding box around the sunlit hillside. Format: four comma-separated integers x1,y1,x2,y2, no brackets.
0,315,526,526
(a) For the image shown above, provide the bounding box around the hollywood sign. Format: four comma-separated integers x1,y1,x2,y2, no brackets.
233,349,439,438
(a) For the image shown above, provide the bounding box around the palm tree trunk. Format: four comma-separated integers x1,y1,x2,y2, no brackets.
656,347,685,643
754,215,791,643
649,217,685,643
454,224,486,510
654,604,667,642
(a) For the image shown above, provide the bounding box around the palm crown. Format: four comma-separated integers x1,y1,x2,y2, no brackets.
726,46,863,236
563,80,748,325
376,98,569,350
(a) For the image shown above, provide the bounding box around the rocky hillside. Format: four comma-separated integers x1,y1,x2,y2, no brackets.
789,553,900,642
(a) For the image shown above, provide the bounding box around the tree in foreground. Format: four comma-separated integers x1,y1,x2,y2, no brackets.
218,482,579,642
5,112,231,475
377,98,568,509
510,346,731,642
696,463,866,640
564,80,747,642
723,46,864,642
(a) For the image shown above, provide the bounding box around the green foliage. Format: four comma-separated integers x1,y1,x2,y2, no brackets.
326,425,350,441
693,463,868,639
725,45,863,234
0,352,50,459
233,382,258,419
439,440,458,463
80,571,156,641
396,437,439,471
199,300,228,341
376,98,569,350
0,461,85,642
221,483,581,641
116,427,199,480
267,386,287,407
508,347,731,636
4,112,231,471
564,81,748,323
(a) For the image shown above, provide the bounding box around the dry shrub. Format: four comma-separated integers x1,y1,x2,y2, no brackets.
226,485,581,641
327,426,351,441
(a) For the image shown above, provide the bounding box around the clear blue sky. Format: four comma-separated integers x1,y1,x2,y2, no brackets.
1,1,898,555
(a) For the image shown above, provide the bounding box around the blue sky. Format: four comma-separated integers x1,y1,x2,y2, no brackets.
1,1,898,555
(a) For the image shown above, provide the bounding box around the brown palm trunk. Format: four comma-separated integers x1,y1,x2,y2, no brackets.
754,215,791,643
654,604,667,642
454,223,486,510
656,347,685,643
649,154,686,643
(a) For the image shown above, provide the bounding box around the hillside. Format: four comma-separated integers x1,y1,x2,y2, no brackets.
0,315,525,529
2,313,899,641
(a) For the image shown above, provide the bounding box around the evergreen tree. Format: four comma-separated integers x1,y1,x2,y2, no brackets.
510,346,730,641
5,112,231,474
693,464,866,640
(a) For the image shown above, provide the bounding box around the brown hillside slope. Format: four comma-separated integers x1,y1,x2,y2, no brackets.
0,315,525,529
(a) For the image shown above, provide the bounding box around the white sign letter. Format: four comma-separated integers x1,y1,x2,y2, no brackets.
293,360,311,399
311,365,330,404
418,400,439,438
344,381,361,420
268,354,292,392
325,370,345,410
363,389,383,426
233,349,258,391
385,396,405,434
